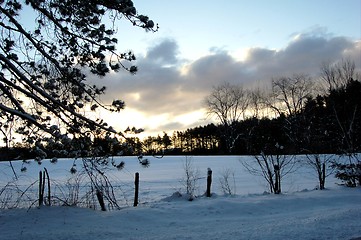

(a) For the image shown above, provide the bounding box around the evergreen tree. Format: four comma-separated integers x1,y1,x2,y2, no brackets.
0,0,157,158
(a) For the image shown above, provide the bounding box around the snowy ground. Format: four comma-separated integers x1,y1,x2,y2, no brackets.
1,155,361,239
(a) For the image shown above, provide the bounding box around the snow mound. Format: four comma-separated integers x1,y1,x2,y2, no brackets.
1,186,360,240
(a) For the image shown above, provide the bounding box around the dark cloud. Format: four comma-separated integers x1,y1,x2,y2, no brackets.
145,39,179,65
155,121,185,133
185,52,248,89
242,34,359,82
94,34,360,134
277,35,354,73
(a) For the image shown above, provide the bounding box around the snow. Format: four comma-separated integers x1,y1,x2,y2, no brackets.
1,155,361,240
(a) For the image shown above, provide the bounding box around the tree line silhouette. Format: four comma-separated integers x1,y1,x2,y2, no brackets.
1,78,360,159
138,78,361,156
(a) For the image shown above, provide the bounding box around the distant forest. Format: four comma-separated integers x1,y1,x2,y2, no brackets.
2,78,360,160
141,79,361,156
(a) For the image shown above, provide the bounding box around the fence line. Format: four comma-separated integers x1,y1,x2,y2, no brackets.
0,168,216,210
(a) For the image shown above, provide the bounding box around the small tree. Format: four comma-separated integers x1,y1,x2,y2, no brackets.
242,144,296,194
305,154,334,190
219,168,236,195
180,157,200,200
332,154,361,187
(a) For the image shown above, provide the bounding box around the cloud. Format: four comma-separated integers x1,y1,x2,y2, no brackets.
241,34,359,82
145,38,179,65
154,121,184,133
93,33,360,134
184,51,248,89
93,39,189,117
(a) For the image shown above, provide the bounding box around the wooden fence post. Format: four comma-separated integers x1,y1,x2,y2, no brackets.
39,168,51,207
39,171,43,207
134,172,139,207
206,168,212,197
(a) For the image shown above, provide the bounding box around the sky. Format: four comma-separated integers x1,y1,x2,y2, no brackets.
90,0,361,138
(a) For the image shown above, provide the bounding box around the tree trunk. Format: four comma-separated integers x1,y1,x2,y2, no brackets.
274,165,281,194
320,163,326,190
96,189,106,211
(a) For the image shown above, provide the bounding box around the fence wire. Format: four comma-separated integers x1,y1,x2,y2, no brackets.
0,175,136,210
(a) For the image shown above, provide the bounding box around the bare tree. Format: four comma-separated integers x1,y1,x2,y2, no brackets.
320,58,357,91
248,86,267,119
204,82,249,152
305,154,334,190
268,74,314,117
205,82,249,126
263,74,315,149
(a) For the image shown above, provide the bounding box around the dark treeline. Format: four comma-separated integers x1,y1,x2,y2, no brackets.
140,79,361,156
1,79,360,160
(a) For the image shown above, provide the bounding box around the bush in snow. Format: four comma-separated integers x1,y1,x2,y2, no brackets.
242,146,297,194
332,154,361,187
180,157,200,200
219,168,236,195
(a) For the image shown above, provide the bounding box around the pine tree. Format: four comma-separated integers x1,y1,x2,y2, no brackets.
0,0,157,158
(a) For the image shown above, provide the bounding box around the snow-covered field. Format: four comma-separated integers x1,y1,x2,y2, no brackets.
1,155,361,239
